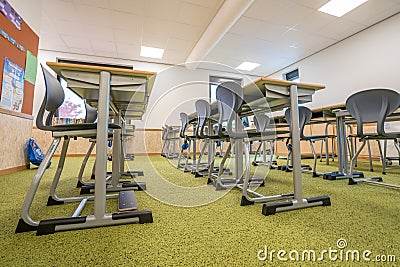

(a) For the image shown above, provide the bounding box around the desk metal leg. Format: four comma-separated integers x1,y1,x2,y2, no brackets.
323,112,363,180
94,71,111,219
112,112,122,187
262,84,331,215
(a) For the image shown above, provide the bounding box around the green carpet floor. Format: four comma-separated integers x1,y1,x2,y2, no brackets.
0,155,399,266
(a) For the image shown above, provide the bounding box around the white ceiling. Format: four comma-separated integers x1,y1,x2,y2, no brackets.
39,0,400,76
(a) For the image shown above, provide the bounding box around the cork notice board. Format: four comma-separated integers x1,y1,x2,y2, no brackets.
0,7,39,115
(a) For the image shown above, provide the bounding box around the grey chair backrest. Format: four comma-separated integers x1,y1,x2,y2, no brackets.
85,101,98,123
179,112,189,138
346,88,400,137
254,114,271,132
215,81,244,137
195,99,211,138
284,106,312,139
37,64,65,131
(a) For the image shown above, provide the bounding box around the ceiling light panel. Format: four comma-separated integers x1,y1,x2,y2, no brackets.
235,61,260,71
318,0,368,17
140,46,165,59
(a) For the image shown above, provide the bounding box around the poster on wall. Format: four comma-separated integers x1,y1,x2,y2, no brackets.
0,0,22,30
0,57,24,112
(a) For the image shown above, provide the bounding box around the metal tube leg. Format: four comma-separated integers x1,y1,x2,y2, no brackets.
196,140,207,172
208,142,216,183
177,146,183,168
242,140,251,199
91,159,96,179
78,141,96,186
184,139,191,171
253,142,261,164
49,137,71,201
383,140,387,174
17,138,61,229
218,142,231,177
367,140,373,171
269,140,275,169
309,140,318,177
289,85,303,201
112,113,122,187
350,139,367,180
325,137,329,165
94,71,111,220
377,140,384,173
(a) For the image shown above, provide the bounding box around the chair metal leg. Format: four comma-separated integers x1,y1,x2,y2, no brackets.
367,139,373,171
77,141,96,187
48,137,71,205
309,140,319,177
377,140,385,174
16,138,61,233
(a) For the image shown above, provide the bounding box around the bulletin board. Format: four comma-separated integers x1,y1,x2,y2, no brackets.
0,3,39,115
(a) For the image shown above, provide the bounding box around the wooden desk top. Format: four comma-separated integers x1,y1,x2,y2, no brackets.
249,77,325,90
47,62,157,79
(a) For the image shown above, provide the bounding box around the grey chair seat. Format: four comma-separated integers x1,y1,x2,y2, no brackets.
303,134,336,140
348,133,400,140
346,88,400,183
51,123,120,132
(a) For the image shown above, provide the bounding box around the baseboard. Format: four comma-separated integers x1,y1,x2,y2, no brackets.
52,153,161,157
0,164,30,176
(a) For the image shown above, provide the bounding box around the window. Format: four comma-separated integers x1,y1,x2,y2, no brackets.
57,77,86,122
282,68,300,82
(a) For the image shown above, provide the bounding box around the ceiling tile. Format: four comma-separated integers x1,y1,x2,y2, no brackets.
270,3,317,28
289,0,329,10
166,38,194,53
343,0,400,25
181,0,224,9
282,30,336,51
91,41,116,53
144,0,180,21
85,25,115,42
39,0,400,76
297,10,337,33
54,19,87,37
42,0,76,21
62,35,92,50
168,22,204,41
76,4,113,27
175,2,214,27
317,19,367,40
39,32,68,51
244,0,293,23
116,43,140,59
108,0,145,15
114,29,142,45
110,11,143,31
230,17,287,41
74,0,109,9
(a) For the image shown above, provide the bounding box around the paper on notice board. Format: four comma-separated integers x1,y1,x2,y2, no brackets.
24,50,38,85
0,57,24,112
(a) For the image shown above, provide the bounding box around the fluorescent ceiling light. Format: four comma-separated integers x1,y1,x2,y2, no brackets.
318,0,368,17
140,46,164,59
235,62,260,71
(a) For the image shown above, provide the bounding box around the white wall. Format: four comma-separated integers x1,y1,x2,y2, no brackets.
8,0,42,35
35,50,258,128
269,13,400,108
